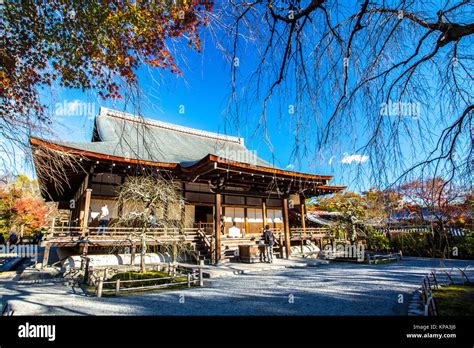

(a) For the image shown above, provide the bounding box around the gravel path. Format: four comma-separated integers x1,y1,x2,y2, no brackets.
1,257,473,316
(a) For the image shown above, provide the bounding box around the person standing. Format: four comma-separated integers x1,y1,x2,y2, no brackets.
262,224,275,263
149,210,157,228
8,232,18,245
98,204,110,235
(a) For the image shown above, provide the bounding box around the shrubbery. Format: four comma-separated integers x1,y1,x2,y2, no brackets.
387,230,474,259
366,229,390,251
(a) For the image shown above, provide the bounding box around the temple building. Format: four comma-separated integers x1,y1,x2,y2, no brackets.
30,107,345,264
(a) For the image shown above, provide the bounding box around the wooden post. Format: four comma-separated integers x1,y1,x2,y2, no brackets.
187,273,191,288
115,279,120,295
244,207,248,237
130,244,136,266
282,198,291,259
81,188,92,237
300,197,306,256
41,244,51,270
262,199,267,228
83,257,90,284
97,277,103,298
80,242,89,256
300,198,306,235
214,193,222,264
300,231,304,255
279,233,284,258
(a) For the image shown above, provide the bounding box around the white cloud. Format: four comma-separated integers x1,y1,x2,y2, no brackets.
341,153,369,164
286,164,295,170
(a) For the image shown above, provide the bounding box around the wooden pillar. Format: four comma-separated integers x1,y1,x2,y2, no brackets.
244,207,248,237
81,188,92,237
300,196,306,234
41,243,51,270
300,195,306,255
79,242,89,256
262,199,267,229
282,198,291,259
214,193,222,264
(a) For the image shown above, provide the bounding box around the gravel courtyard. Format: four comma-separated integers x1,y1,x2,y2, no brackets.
1,257,473,316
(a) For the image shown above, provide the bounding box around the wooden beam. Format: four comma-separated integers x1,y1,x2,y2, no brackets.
214,193,222,263
282,198,291,259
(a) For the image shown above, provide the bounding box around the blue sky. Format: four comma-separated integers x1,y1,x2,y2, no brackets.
42,30,371,191
31,1,471,193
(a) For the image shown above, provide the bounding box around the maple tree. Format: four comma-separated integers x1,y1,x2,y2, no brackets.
0,175,50,237
11,195,48,235
398,177,471,227
0,0,212,171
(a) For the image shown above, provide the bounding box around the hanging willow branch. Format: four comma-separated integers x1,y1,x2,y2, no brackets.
31,144,86,200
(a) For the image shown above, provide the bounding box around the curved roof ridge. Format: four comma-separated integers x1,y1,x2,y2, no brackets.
99,107,244,145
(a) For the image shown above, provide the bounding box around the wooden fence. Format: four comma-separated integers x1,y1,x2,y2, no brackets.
91,264,204,297
366,251,402,264
421,274,438,316
422,268,472,316
378,226,467,237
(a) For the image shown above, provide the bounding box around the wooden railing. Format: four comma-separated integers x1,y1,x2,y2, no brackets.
44,226,201,241
289,227,331,239
196,228,214,261
193,223,214,235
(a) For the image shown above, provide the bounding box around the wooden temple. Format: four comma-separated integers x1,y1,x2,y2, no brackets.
30,108,345,265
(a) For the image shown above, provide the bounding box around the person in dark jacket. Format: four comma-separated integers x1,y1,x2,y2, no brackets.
32,230,44,244
8,232,18,245
262,225,275,263
0,233,5,245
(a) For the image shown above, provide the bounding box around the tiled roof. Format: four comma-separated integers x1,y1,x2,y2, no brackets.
47,107,274,168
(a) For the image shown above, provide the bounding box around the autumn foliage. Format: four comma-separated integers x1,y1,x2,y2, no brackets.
1,1,212,117
0,176,49,237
